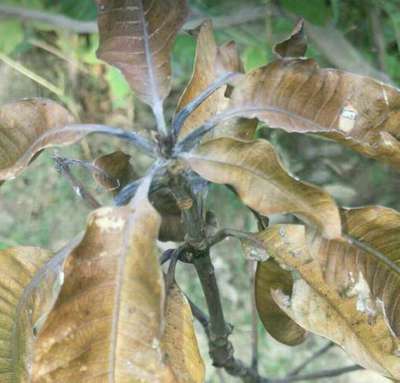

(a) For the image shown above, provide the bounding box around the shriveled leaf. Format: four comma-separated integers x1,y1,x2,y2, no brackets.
177,21,257,141
274,18,307,58
341,206,400,336
255,258,306,346
0,98,76,181
93,150,137,193
176,20,233,139
227,57,400,168
162,284,205,383
216,41,244,77
158,214,185,242
256,206,400,379
151,187,185,242
182,137,341,239
96,0,188,109
0,246,66,382
32,181,178,382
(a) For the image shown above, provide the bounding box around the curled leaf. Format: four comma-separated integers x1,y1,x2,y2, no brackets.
256,207,400,379
176,20,234,139
33,178,204,381
0,98,75,181
96,0,188,108
274,18,307,58
226,55,400,168
177,20,256,141
93,150,137,193
255,258,307,346
0,246,66,382
151,188,184,242
32,183,174,381
182,137,341,239
162,284,205,383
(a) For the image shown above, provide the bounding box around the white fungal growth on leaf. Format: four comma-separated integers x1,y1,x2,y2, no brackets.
347,272,377,319
90,207,126,233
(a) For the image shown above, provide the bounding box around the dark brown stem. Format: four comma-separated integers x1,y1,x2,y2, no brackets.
172,172,362,383
187,298,210,336
165,250,180,291
192,252,264,383
169,173,207,248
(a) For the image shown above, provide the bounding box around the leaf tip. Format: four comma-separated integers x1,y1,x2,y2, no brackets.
274,18,307,59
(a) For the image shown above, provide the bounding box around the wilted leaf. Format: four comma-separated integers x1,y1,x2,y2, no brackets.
182,137,341,239
0,98,75,181
93,150,137,193
33,178,204,382
256,206,400,379
177,20,257,140
226,56,400,168
341,206,400,337
176,20,233,139
96,0,188,109
274,18,307,58
162,284,205,383
151,187,185,242
255,258,306,346
32,180,176,382
0,246,66,382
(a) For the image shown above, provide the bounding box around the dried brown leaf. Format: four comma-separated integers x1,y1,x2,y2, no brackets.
33,178,203,382
151,187,185,242
255,258,307,346
182,137,341,239
0,98,76,181
227,57,400,168
96,0,188,109
274,19,307,58
162,284,205,383
256,206,400,379
0,246,66,382
177,20,256,141
176,20,230,139
93,150,137,193
32,181,173,382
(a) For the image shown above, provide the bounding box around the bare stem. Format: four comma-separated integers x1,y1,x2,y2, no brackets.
269,365,362,383
192,252,263,382
288,342,334,377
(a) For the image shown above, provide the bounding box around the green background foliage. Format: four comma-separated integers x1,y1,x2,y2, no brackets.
0,1,399,381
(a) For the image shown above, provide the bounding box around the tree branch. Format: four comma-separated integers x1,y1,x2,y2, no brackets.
269,365,362,383
0,4,97,34
0,4,267,35
287,342,334,377
193,251,264,382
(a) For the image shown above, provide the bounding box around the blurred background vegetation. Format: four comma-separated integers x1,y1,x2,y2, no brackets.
0,0,399,382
